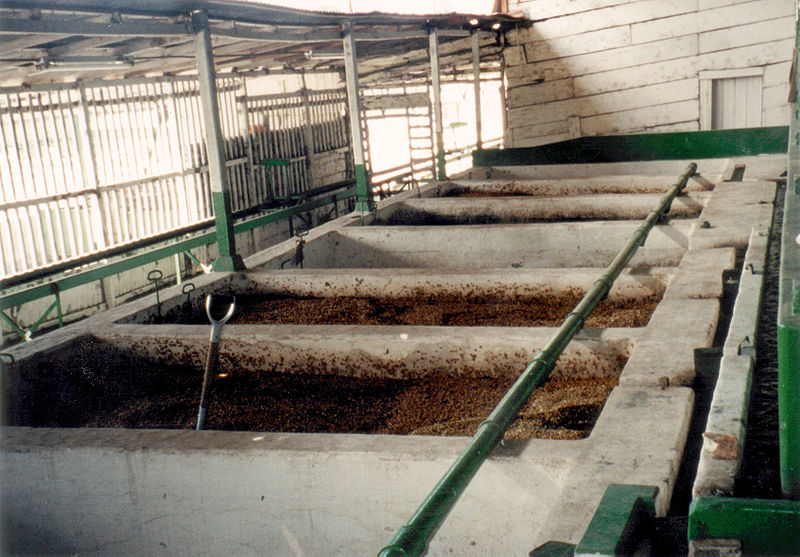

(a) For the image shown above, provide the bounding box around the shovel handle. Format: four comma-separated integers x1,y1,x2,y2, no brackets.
196,339,220,430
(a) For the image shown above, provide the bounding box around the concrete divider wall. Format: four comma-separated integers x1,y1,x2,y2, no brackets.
307,221,694,269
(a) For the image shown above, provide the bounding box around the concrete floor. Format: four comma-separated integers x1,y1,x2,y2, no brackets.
0,155,784,555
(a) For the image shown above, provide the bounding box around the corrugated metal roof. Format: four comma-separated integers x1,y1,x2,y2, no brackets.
0,0,528,86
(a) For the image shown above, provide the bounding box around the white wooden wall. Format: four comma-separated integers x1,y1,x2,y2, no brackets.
504,0,795,147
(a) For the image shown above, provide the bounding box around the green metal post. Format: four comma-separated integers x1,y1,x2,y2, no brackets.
343,23,373,213
378,163,697,556
193,11,245,272
779,322,800,498
779,17,800,499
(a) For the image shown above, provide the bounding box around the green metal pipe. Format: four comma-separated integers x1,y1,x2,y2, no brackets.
378,163,697,557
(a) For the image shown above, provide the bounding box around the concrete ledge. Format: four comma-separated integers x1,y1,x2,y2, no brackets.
663,248,736,300
0,426,577,557
383,193,708,222
91,324,639,380
236,267,670,301
319,221,693,269
533,386,694,546
468,158,729,182
692,355,753,498
723,230,769,358
620,299,720,387
689,181,776,251
693,228,770,498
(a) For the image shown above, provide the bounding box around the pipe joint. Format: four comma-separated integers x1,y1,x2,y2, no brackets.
592,277,613,301
477,418,507,439
565,311,586,332
529,351,555,370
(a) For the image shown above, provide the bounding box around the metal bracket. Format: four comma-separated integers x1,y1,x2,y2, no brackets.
0,285,63,342
183,250,213,274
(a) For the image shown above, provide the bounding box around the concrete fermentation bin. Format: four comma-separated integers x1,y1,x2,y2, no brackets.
1,156,784,555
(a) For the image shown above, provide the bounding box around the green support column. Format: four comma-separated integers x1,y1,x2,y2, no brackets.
343,23,373,213
429,27,447,181
780,16,800,498
779,322,800,498
193,11,245,272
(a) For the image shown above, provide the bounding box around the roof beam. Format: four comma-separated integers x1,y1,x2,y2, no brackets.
47,37,121,57
207,24,482,44
209,23,341,43
0,34,62,56
0,17,188,37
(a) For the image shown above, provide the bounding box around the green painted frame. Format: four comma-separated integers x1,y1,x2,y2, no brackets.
688,497,800,554
0,188,357,340
473,127,789,167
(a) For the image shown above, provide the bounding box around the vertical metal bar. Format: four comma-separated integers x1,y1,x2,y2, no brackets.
177,78,202,221
248,98,264,201
0,94,26,203
111,87,133,183
277,100,289,196
499,61,508,146
77,85,110,247
165,80,192,224
23,97,49,268
343,22,372,212
193,11,244,271
471,31,482,150
39,93,81,261
34,93,61,194
236,75,256,211
429,27,446,180
318,91,329,150
217,77,236,212
0,211,10,277
7,93,36,201
174,252,183,285
24,94,51,198
151,82,177,230
277,99,286,197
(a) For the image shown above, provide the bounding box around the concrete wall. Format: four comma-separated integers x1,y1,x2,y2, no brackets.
504,0,795,147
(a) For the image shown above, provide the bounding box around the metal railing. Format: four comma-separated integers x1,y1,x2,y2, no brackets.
0,185,357,343
0,76,350,281
378,163,698,556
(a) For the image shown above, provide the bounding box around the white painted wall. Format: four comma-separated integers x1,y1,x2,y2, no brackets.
504,0,795,146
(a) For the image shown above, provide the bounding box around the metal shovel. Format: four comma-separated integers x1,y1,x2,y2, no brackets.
196,294,235,430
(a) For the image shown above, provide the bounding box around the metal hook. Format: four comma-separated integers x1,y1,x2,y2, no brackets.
182,282,196,305
147,269,164,318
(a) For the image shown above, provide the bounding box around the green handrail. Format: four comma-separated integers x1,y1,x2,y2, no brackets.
378,162,698,556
